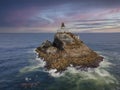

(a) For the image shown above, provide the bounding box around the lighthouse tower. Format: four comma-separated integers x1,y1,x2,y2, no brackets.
57,22,69,32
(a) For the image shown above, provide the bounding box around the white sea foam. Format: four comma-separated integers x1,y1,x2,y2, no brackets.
35,57,46,67
47,55,118,85
47,69,64,77
33,48,37,53
20,50,118,85
26,49,36,54
25,77,31,81
20,56,46,74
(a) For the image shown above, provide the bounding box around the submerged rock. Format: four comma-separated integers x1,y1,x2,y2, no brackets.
36,32,103,72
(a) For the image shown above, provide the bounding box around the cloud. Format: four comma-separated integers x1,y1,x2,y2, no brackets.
0,0,120,32
67,19,120,32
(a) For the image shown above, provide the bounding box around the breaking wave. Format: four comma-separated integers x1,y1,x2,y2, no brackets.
46,57,117,83
46,53,119,90
20,50,118,88
50,54,118,86
20,50,46,74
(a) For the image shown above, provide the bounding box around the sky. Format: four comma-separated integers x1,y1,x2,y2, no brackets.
0,0,120,33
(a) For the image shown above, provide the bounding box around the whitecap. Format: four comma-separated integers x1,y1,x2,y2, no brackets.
20,50,118,85
47,69,64,77
20,56,46,74
47,55,118,85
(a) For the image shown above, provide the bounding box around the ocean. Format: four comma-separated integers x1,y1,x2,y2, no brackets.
0,33,120,90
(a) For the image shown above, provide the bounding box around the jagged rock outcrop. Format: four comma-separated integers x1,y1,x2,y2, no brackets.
36,32,103,72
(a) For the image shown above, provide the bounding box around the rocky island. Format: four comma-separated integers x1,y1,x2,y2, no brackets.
36,23,103,72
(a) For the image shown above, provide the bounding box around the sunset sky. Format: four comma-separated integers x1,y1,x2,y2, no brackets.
0,0,120,33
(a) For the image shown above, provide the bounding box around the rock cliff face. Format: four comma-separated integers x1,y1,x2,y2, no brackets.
36,32,103,72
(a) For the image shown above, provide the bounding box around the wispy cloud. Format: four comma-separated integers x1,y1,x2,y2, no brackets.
67,19,120,32
0,0,120,33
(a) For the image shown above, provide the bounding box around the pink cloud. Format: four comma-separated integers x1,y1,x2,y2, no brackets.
96,8,120,19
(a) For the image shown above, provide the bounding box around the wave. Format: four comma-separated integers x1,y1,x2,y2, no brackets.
47,69,64,77
20,50,118,86
19,56,46,74
48,59,115,77
45,55,119,90
46,54,118,86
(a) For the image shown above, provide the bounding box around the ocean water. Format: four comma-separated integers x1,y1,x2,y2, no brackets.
0,33,120,90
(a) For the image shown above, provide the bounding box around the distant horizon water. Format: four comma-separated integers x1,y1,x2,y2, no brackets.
0,32,119,33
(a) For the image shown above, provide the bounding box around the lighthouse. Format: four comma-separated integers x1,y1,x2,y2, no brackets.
61,22,65,29
57,22,69,32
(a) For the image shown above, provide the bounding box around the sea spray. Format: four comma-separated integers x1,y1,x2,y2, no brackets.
45,56,118,90
47,69,64,77
21,49,118,90
20,56,46,74
47,56,118,86
20,50,116,81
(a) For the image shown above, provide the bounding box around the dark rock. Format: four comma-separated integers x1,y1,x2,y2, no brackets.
41,40,52,48
53,37,64,50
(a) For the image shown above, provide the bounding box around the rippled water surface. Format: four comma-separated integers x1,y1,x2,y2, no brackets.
0,33,120,90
